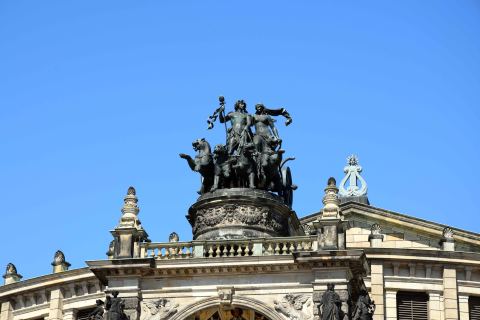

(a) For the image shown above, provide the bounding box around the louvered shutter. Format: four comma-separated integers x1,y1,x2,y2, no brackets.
470,296,480,320
397,291,428,320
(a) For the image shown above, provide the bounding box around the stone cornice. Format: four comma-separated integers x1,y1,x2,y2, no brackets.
87,255,315,284
301,202,480,247
364,248,480,266
0,267,94,299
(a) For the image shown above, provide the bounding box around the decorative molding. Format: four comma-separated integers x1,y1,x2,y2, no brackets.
274,294,313,320
141,298,179,320
217,286,234,306
192,204,285,235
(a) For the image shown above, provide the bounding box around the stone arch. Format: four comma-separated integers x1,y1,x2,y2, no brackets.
170,296,284,320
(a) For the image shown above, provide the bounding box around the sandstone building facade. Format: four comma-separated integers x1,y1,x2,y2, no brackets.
1,156,480,320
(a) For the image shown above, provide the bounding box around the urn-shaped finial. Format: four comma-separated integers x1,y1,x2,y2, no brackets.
3,263,22,285
51,250,71,273
322,177,341,219
118,186,141,228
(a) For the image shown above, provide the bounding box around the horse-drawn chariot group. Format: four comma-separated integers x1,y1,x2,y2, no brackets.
180,97,296,207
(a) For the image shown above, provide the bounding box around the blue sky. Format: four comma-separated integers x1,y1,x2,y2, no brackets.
1,1,479,280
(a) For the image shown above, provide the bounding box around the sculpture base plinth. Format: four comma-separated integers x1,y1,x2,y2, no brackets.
187,188,303,240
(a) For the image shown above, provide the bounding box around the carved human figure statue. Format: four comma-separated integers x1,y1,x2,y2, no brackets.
87,299,105,320
251,104,292,190
105,291,128,320
352,290,375,320
252,104,291,151
219,100,253,155
319,284,342,320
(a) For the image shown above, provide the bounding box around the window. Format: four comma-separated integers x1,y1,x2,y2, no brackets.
397,291,428,320
470,296,480,320
77,308,95,320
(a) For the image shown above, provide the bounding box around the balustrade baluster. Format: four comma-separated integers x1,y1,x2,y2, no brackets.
208,245,214,257
274,242,281,255
266,242,273,255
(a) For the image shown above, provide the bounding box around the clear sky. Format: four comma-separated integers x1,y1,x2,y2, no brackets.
1,1,479,280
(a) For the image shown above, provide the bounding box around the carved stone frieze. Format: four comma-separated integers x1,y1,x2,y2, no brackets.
274,294,313,320
193,204,283,234
141,298,179,320
187,188,299,240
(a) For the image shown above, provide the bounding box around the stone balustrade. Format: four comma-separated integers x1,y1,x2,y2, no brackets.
140,236,317,259
141,241,194,259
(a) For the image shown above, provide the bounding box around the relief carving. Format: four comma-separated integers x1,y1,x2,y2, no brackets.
192,204,285,234
274,294,313,320
141,298,179,320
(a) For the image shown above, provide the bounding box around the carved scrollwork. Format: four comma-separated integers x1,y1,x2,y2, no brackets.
274,294,313,320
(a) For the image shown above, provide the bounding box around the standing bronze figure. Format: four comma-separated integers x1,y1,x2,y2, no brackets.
319,284,342,320
218,99,253,155
105,291,128,320
352,290,375,320
87,299,104,320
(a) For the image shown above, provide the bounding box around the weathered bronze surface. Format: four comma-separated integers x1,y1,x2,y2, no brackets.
181,97,296,207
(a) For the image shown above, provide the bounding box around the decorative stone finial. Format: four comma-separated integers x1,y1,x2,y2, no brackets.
169,232,179,242
3,263,22,285
111,186,149,259
321,177,341,219
51,250,71,273
339,155,369,204
369,223,384,247
440,227,455,251
370,224,382,235
118,186,142,229
443,227,454,240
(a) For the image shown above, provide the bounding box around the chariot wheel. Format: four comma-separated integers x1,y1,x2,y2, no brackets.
281,167,295,207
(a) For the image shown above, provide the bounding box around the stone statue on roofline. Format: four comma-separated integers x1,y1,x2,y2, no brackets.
180,96,296,207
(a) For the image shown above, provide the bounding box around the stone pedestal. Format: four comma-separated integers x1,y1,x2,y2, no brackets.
314,218,349,250
187,188,303,240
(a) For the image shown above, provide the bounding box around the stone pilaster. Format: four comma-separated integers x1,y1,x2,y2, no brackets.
428,292,442,320
443,267,458,320
370,262,384,320
63,309,77,320
0,301,13,320
48,288,64,320
459,295,469,320
385,290,397,320
123,296,140,320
